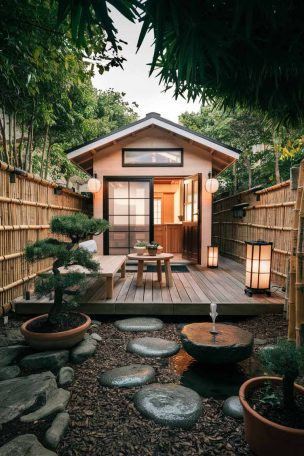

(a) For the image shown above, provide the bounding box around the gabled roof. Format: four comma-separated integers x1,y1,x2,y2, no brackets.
66,112,241,161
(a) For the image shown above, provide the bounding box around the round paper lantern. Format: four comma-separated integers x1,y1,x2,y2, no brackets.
87,174,101,193
205,175,219,193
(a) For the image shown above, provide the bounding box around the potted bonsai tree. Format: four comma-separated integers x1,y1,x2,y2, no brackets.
21,213,109,350
239,339,304,456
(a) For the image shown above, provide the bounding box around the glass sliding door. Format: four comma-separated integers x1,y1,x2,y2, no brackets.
104,178,153,255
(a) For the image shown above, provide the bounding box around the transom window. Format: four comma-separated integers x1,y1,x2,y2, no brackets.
122,148,183,167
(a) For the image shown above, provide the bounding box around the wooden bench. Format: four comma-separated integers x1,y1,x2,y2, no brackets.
60,255,126,299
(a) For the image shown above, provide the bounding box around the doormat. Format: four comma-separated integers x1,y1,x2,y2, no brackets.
146,264,189,273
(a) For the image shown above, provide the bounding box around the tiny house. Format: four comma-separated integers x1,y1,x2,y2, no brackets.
67,112,239,266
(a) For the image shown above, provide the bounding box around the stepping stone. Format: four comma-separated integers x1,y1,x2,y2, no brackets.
90,333,102,342
20,350,69,371
134,383,202,429
58,366,74,387
98,364,155,388
127,337,180,358
44,412,70,450
70,335,97,364
223,396,244,419
0,345,31,367
21,388,70,423
0,434,56,456
0,365,20,381
114,317,164,332
0,329,26,347
0,371,57,424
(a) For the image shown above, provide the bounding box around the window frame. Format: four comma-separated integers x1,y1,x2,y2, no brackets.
122,148,184,167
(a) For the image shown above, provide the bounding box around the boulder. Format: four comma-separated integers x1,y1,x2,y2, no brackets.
0,434,56,456
0,371,57,424
0,345,30,367
134,383,202,428
44,412,70,450
20,350,69,371
127,337,180,358
70,336,97,364
58,367,74,387
114,317,164,332
0,329,26,347
98,364,155,388
0,365,20,381
223,396,244,419
20,388,70,423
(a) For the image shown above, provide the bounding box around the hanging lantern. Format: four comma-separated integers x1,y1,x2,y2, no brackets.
205,172,219,193
245,240,273,297
87,173,101,193
207,246,219,268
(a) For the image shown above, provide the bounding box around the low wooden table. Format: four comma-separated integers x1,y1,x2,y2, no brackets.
127,253,174,287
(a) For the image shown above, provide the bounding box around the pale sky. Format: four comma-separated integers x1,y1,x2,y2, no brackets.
92,10,201,122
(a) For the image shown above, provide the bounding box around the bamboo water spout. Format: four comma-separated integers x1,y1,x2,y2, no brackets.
209,302,219,340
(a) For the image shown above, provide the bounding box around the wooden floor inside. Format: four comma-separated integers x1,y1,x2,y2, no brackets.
14,257,285,316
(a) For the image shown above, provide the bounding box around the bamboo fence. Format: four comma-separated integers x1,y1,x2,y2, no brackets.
212,179,297,288
0,161,92,315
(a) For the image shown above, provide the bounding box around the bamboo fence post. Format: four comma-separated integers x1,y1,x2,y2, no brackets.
295,161,304,346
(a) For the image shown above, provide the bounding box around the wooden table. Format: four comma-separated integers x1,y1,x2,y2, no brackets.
127,253,174,287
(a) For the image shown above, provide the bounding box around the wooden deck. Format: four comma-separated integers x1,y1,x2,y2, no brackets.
13,257,285,316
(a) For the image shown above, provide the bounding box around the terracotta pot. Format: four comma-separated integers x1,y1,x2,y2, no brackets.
20,312,91,350
239,376,304,456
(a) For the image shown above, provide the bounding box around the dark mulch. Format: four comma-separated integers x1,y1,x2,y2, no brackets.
27,312,86,333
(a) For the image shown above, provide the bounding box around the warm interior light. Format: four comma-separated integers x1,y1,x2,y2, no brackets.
207,246,219,268
87,174,101,193
245,240,272,295
205,173,219,193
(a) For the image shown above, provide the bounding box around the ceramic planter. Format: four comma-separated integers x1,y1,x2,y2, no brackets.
20,312,91,350
134,246,147,255
147,248,157,256
239,376,304,456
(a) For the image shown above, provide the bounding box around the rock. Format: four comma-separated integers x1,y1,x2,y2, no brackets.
20,388,70,423
134,383,202,428
114,317,164,332
0,434,57,456
44,412,70,450
223,396,244,419
180,323,253,364
91,320,101,327
98,364,155,388
0,365,20,380
0,345,30,367
90,333,102,342
20,350,69,371
0,371,57,424
58,366,74,387
70,336,97,364
254,338,267,346
127,337,180,358
0,329,26,347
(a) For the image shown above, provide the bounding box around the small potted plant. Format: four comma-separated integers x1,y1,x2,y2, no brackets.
134,241,147,255
239,339,304,456
146,241,161,256
20,213,109,350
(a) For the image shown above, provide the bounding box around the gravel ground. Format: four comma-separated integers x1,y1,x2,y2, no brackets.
0,313,295,455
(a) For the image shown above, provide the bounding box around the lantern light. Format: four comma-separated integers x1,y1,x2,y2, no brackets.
245,240,273,297
207,246,219,268
205,172,219,193
87,173,101,193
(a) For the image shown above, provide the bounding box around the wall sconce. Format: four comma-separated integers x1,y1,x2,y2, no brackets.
207,246,219,268
87,173,101,193
231,203,249,219
205,172,219,193
245,240,273,297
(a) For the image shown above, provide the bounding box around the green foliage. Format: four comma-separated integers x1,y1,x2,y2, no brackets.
25,239,70,263
35,272,87,295
50,213,109,243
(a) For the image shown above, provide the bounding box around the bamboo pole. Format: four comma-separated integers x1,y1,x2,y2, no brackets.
295,161,304,346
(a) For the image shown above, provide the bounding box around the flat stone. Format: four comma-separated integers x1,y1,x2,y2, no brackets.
0,365,20,381
91,320,101,327
127,337,180,358
58,366,74,387
0,345,31,367
70,336,97,364
134,383,202,428
180,323,253,364
0,371,57,424
254,338,267,346
223,396,244,419
98,364,155,388
90,333,102,342
0,329,26,347
0,434,56,456
44,412,70,450
21,388,70,423
114,317,164,332
20,350,69,371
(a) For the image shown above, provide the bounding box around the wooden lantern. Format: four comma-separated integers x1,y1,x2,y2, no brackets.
245,240,273,296
207,246,219,268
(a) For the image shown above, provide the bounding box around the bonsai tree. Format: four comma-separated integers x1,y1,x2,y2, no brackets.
25,213,109,328
259,339,304,410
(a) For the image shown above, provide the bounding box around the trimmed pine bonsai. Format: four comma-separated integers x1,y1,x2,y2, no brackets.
25,213,109,329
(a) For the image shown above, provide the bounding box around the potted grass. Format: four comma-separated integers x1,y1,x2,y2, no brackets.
239,339,304,456
21,213,109,350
